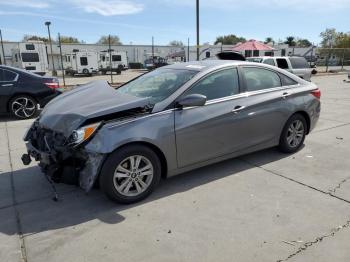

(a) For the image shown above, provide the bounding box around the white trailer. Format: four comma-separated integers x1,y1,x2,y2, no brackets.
64,51,98,76
11,41,48,75
99,51,128,75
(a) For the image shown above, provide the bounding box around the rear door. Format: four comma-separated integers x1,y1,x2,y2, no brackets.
237,66,292,147
289,57,312,81
0,69,18,112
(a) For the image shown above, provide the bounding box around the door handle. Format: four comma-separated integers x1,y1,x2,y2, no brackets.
232,105,245,114
1,84,13,87
282,92,290,99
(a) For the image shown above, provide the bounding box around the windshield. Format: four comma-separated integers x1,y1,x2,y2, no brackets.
246,58,263,63
116,68,198,104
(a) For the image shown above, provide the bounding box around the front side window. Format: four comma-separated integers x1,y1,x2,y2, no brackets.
242,67,281,92
289,57,309,69
263,59,275,66
80,57,88,66
21,53,39,62
116,69,198,104
185,68,240,100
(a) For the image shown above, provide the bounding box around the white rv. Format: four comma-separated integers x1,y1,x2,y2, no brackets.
99,51,128,74
11,41,48,75
64,51,98,76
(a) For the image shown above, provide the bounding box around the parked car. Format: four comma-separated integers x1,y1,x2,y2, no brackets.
22,61,320,203
0,65,62,119
246,56,313,81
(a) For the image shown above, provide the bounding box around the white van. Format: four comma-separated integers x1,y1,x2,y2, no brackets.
99,51,128,74
11,41,48,75
246,56,313,81
64,51,98,76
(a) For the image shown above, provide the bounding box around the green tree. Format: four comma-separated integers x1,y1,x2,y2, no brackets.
214,34,246,45
97,35,122,45
264,37,274,44
22,35,49,43
335,32,350,48
320,28,337,47
169,40,184,47
284,36,296,47
296,38,312,47
58,36,81,44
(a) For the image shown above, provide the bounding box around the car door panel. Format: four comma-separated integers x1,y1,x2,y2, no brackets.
175,97,248,168
0,69,17,113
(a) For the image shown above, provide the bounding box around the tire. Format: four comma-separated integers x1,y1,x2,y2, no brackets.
9,95,38,119
99,145,161,204
82,69,89,75
278,113,307,153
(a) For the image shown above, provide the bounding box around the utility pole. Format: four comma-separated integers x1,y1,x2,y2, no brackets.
187,37,190,62
196,0,200,61
108,34,113,83
0,29,6,65
152,36,155,66
58,33,66,86
45,21,57,76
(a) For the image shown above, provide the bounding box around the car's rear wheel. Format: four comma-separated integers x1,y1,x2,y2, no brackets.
99,145,161,204
82,69,89,75
279,114,307,153
10,95,38,119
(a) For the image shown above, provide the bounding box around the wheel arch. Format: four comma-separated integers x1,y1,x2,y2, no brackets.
293,111,311,134
105,141,168,179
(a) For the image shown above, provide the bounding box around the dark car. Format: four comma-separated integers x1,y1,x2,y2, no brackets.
0,65,62,119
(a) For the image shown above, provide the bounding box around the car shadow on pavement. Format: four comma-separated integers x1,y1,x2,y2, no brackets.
0,147,290,236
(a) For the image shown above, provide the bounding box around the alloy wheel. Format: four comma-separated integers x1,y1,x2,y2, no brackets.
113,155,154,197
11,97,36,119
286,120,305,148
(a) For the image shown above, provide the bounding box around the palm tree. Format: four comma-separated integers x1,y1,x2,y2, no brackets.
284,36,296,47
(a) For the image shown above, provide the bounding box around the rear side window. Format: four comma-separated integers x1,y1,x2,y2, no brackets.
80,57,88,66
0,69,17,82
276,58,289,69
263,59,275,66
280,74,298,86
242,67,281,92
186,68,240,100
289,57,310,69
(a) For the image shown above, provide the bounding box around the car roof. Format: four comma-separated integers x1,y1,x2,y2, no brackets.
163,60,252,72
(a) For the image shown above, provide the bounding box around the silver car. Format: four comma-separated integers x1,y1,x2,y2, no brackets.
22,61,321,203
246,56,313,81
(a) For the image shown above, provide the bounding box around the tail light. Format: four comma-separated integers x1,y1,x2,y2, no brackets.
44,79,60,89
311,88,321,99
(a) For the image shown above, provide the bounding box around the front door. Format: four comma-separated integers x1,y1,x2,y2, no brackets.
175,68,247,168
0,69,18,113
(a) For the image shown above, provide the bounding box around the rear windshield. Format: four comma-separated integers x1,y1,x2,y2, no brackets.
246,58,263,63
21,53,39,62
289,57,310,69
116,68,198,104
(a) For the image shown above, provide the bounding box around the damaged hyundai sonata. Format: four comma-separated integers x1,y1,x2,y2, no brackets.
22,61,320,203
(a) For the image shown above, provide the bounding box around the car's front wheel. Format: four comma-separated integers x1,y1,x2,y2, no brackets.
99,145,161,204
279,114,307,153
10,95,38,119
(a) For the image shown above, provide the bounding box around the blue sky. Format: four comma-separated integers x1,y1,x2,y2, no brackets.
0,0,349,45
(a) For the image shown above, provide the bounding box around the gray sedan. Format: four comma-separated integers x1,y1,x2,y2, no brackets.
22,60,321,203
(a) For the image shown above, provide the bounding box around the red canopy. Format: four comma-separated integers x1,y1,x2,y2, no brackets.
232,40,274,51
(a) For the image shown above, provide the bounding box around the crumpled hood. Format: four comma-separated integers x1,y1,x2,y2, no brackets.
38,80,151,137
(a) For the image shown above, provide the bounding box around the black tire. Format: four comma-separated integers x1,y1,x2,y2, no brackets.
279,113,307,153
99,145,161,204
82,69,89,75
9,95,38,119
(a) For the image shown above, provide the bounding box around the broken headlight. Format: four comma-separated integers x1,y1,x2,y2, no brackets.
70,123,101,145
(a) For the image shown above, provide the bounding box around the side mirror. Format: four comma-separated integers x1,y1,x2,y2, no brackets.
176,94,207,108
